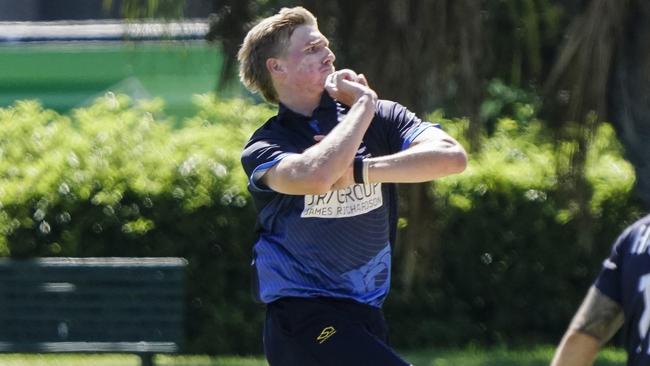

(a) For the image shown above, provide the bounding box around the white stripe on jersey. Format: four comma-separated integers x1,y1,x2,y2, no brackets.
632,225,650,255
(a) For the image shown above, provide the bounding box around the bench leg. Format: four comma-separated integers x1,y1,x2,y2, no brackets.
140,353,154,366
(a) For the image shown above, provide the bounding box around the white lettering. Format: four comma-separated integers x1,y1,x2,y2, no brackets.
301,183,383,218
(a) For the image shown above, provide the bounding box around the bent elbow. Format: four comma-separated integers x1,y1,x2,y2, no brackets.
450,148,468,174
300,172,335,195
304,180,333,195
431,145,467,176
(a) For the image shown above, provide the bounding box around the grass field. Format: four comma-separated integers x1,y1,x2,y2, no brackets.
0,346,626,365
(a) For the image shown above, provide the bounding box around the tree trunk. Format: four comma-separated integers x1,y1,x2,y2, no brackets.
609,0,650,210
397,183,439,298
543,0,629,252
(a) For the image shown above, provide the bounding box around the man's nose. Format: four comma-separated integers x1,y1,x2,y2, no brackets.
324,48,335,64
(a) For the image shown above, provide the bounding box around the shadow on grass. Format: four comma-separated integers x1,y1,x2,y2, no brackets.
405,346,625,366
0,347,626,366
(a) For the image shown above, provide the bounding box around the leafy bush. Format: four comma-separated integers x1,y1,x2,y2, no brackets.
0,94,641,353
0,94,272,354
386,113,640,349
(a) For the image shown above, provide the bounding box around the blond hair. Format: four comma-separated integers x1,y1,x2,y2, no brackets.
237,7,317,103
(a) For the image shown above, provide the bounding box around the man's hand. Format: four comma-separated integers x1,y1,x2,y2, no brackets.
325,69,377,107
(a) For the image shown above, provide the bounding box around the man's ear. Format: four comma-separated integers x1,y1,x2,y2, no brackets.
266,58,285,75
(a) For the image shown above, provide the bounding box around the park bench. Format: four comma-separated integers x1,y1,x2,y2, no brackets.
0,257,187,366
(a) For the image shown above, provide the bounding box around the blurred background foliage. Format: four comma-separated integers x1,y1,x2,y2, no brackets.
2,0,649,355
0,91,640,352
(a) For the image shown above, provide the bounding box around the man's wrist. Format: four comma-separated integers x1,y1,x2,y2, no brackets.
362,159,370,183
354,91,377,106
353,158,371,184
353,157,365,184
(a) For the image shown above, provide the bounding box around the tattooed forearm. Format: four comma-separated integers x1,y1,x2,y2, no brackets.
569,286,624,344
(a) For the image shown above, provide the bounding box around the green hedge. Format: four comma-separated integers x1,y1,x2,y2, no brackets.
0,94,641,353
0,95,269,354
386,115,640,348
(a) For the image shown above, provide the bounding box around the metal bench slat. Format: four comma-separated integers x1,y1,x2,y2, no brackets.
0,257,186,361
0,341,179,353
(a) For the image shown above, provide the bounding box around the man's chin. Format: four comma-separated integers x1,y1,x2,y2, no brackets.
320,71,334,87
320,69,334,86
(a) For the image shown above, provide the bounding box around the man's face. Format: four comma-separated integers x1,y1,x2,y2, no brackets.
278,24,335,92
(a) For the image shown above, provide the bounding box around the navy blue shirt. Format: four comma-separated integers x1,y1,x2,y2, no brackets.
595,214,650,364
241,93,434,307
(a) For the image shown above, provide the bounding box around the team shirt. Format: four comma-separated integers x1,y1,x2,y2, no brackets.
241,93,434,307
595,214,650,364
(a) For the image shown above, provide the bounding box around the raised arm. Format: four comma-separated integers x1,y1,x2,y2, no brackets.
550,286,624,366
262,71,377,195
366,126,467,183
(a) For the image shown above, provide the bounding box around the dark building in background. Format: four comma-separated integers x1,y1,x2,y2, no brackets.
0,0,213,21
0,0,223,118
